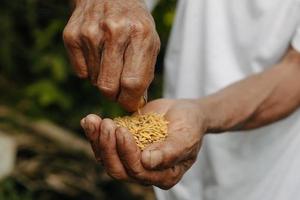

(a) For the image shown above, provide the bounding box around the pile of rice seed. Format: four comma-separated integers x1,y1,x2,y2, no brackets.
114,113,168,150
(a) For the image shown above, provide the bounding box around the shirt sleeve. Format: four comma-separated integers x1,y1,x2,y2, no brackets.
292,25,300,52
145,0,159,11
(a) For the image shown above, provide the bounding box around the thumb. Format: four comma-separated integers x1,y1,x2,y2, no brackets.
141,136,187,170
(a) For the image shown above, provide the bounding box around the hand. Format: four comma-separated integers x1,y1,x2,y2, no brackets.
81,99,207,189
63,0,160,111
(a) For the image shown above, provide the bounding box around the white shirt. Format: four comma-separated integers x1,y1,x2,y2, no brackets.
147,0,300,200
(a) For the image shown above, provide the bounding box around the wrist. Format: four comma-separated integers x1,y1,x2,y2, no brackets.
195,96,229,134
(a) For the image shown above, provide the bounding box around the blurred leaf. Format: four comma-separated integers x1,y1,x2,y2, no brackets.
164,10,175,27
0,178,33,200
34,20,64,51
33,53,68,82
25,79,72,110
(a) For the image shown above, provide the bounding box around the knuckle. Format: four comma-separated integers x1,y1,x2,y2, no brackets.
80,25,100,42
97,81,118,98
131,21,151,36
102,18,128,36
63,27,79,45
121,77,147,92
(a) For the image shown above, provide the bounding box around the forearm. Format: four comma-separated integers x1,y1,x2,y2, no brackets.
200,47,300,133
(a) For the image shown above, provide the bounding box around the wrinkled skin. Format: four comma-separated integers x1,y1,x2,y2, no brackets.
81,99,206,189
63,0,160,111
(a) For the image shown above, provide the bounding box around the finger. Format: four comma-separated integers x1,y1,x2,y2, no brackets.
80,21,104,85
63,29,88,78
63,5,88,79
118,32,160,111
96,19,131,100
99,119,129,180
141,126,201,170
96,29,129,99
81,114,102,162
115,127,145,178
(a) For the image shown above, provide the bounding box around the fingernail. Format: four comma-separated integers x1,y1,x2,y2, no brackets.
149,150,163,169
87,122,95,134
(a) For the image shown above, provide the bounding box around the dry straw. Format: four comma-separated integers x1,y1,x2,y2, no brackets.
114,113,168,150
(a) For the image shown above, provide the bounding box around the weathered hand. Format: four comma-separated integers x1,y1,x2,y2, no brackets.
81,99,207,189
63,0,160,111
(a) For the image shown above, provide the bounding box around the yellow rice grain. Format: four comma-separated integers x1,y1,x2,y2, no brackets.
113,113,168,150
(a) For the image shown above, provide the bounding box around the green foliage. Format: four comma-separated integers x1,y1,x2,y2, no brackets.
0,178,33,200
25,79,72,110
153,0,177,45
